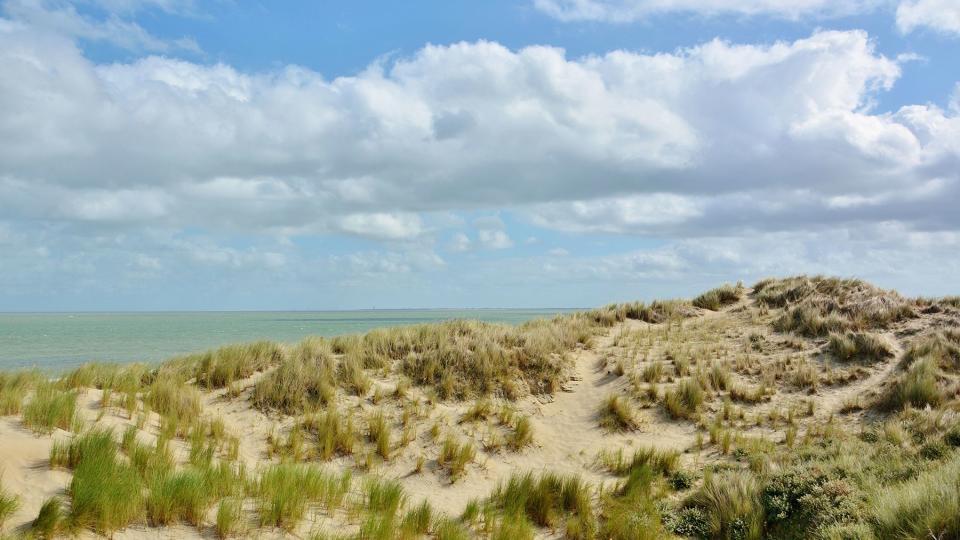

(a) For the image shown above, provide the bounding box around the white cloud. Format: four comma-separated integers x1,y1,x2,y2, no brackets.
1,21,959,304
449,232,471,252
533,0,883,22
478,230,514,249
896,0,960,35
336,213,424,241
2,0,200,52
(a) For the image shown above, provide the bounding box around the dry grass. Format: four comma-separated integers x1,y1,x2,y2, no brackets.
827,331,893,363
598,394,641,432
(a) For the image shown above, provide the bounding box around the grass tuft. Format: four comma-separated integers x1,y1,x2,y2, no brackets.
598,394,641,432
22,384,77,434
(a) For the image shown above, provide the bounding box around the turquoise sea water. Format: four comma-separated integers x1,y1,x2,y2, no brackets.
0,309,574,372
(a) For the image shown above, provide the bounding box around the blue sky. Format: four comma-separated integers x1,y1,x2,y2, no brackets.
1,0,959,310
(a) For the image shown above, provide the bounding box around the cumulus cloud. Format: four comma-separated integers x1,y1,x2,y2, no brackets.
1,16,959,305
896,0,960,36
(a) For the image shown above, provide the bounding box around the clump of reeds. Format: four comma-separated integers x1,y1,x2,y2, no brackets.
22,383,78,434
598,394,641,432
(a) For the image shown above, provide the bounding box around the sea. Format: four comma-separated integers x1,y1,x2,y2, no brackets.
0,309,575,373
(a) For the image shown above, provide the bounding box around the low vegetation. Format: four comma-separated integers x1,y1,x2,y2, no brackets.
1,275,959,539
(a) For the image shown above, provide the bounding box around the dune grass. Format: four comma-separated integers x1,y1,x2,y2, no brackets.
508,415,534,450
684,471,763,540
596,446,680,477
872,453,960,539
291,408,357,461
663,379,704,420
437,437,476,481
31,496,64,538
255,463,350,530
50,427,117,469
22,383,77,434
0,476,19,530
147,378,201,420
598,394,641,432
827,331,893,363
692,283,743,311
367,409,392,460
252,341,336,413
0,370,41,416
68,440,144,534
193,340,285,389
880,356,943,410
146,468,215,526
489,471,594,530
215,497,244,539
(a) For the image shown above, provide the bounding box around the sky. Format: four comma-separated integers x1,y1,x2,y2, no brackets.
0,0,959,311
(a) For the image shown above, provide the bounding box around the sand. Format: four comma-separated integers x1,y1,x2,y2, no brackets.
1,286,950,538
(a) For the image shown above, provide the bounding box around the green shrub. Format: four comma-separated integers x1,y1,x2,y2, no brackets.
667,506,711,538
763,466,860,537
671,469,695,491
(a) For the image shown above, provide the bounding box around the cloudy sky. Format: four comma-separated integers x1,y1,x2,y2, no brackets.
1,0,958,311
